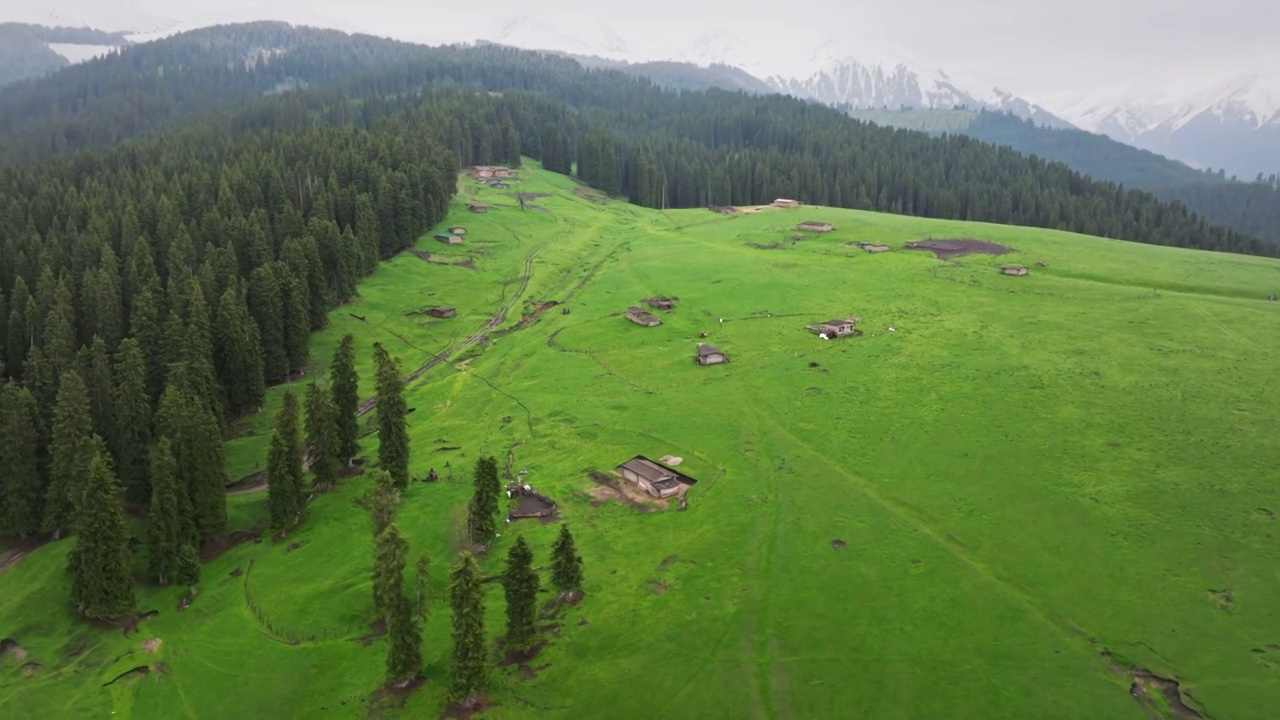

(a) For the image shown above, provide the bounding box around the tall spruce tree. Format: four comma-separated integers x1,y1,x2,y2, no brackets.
83,335,115,441
468,455,500,544
281,268,310,373
551,524,584,593
213,283,265,417
69,446,135,618
448,551,488,706
146,438,180,585
373,343,409,489
0,382,41,536
43,369,93,536
502,535,539,652
330,334,360,465
370,468,400,540
155,368,228,542
414,553,430,624
266,390,304,532
304,382,340,491
112,338,153,503
247,264,287,382
176,543,201,586
375,523,422,684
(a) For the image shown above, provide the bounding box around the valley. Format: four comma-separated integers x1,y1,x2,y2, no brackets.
3,164,1278,719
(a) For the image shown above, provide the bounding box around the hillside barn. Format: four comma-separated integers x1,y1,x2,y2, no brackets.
1000,264,1029,276
615,456,698,499
626,306,661,327
773,198,801,208
695,344,728,365
435,234,462,245
645,297,675,310
813,318,857,337
506,483,558,522
796,221,834,232
427,306,456,319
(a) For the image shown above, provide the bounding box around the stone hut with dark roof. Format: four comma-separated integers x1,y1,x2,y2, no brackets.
695,344,727,366
626,306,661,327
614,456,698,499
1000,264,1029,276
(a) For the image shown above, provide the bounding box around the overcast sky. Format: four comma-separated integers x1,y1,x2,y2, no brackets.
12,0,1280,101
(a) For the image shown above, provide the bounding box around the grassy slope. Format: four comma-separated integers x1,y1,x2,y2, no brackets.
3,164,1279,719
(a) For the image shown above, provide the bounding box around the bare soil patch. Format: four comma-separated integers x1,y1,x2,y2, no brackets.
586,483,661,512
514,300,560,330
351,618,387,647
656,554,679,572
442,694,493,720
904,238,1013,260
102,665,150,687
506,192,550,201
21,662,40,677
647,580,671,595
747,242,784,250
1102,650,1207,719
141,638,162,654
830,539,847,550
1257,507,1274,521
539,591,584,622
91,609,159,636
1207,588,1234,611
499,639,550,680
1,638,27,661
368,675,425,714
200,528,262,562
226,470,266,496
740,205,768,214
573,187,606,204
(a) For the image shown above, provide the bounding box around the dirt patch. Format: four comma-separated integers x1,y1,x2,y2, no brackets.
200,528,262,562
1203,586,1233,607
351,618,387,647
140,638,162,654
21,662,40,677
442,694,492,720
226,471,266,496
1257,508,1274,521
506,192,550,201
740,205,768,214
647,580,671,595
367,675,426,714
514,300,560,330
91,609,159,636
904,238,1013,260
830,539,847,550
1,638,27,661
656,554,679,572
539,591,584,621
1131,670,1204,718
747,242,784,250
499,639,550,678
434,445,461,453
573,187,606,204
586,470,665,511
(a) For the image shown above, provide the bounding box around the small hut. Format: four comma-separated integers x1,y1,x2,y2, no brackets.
506,483,558,522
435,234,462,245
772,198,801,208
626,306,661,327
796,221,834,232
448,226,467,235
645,297,675,311
811,318,858,337
467,203,488,214
427,306,456,319
695,344,728,366
1000,264,1029,276
859,243,890,253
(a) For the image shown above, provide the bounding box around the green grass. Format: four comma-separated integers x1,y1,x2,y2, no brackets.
3,162,1280,719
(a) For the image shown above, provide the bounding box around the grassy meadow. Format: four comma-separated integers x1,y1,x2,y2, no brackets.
2,163,1279,719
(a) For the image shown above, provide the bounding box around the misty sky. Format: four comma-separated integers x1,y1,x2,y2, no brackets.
18,0,1280,101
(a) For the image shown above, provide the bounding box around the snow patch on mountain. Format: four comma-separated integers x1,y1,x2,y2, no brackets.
46,43,120,63
2,4,172,33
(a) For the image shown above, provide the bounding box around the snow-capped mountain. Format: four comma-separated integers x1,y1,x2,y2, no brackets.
2,2,173,34
479,15,633,62
1052,74,1280,177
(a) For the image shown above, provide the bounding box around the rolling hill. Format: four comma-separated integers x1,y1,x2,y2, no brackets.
3,163,1278,719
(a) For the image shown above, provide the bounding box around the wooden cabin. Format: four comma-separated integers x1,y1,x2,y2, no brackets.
695,344,728,366
626,306,661,327
1000,265,1029,276
772,198,801,208
427,306,456,319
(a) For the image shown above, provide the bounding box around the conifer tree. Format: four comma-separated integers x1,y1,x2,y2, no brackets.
155,369,227,542
448,551,488,705
180,281,223,421
247,264,286,382
176,543,201,587
0,382,41,536
304,382,341,491
281,268,310,373
330,334,360,465
355,193,382,273
146,438,180,585
267,390,304,532
502,535,539,652
468,455,500,544
127,286,165,400
214,283,265,417
84,335,115,441
69,446,135,618
112,338,153,503
373,343,409,489
43,369,93,536
551,524,584,593
376,523,422,684
370,468,401,540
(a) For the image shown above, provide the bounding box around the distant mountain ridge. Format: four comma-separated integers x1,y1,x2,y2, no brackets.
1054,75,1280,178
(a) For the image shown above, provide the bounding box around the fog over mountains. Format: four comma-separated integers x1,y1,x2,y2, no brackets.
3,2,1279,178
